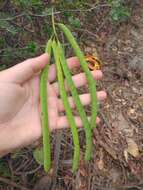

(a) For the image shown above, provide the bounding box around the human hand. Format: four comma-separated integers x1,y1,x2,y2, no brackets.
0,53,106,156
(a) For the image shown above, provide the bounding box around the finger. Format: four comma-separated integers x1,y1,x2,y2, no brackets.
52,70,103,95
55,116,100,130
58,91,107,112
48,57,80,82
0,53,49,84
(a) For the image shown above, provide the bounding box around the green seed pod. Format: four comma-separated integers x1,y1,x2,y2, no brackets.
52,39,80,172
57,41,93,161
40,38,52,172
58,23,98,130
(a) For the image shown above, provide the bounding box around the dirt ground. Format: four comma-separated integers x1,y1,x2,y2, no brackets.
0,1,143,190
67,2,143,190
85,2,143,189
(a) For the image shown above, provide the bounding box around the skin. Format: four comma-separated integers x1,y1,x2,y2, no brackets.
0,53,107,157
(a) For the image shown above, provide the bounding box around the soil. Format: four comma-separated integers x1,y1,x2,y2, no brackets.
0,1,143,190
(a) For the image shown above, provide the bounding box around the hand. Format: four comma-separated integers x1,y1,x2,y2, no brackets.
0,53,106,156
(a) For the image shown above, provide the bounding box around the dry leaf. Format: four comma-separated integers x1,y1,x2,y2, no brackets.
97,159,104,170
96,148,104,170
124,149,128,162
127,138,139,157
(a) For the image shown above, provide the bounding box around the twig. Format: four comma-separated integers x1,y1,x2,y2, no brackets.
51,131,63,190
94,128,118,160
0,176,30,190
0,4,109,21
95,14,110,34
29,4,110,17
0,13,25,21
14,165,41,175
10,21,35,33
75,28,100,39
99,111,112,128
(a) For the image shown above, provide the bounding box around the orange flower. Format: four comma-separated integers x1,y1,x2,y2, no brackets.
85,54,102,70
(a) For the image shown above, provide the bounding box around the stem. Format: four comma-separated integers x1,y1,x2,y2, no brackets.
52,8,58,40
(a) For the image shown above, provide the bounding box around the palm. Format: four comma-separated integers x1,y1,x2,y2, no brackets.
10,74,59,143
11,61,105,142
0,55,106,155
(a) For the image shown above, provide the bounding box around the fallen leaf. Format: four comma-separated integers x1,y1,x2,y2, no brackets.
97,159,104,170
127,138,139,157
33,147,44,165
124,149,128,162
33,176,52,190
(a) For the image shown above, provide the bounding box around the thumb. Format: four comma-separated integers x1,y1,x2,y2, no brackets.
0,53,50,83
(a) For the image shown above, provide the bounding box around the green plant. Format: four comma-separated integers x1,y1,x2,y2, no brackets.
0,42,39,66
39,18,98,172
0,19,18,35
0,159,11,177
0,37,6,49
33,147,44,165
68,16,81,28
12,0,42,8
52,39,80,172
39,14,81,172
40,38,52,172
58,23,97,161
108,0,131,22
26,41,38,54
60,0,86,9
58,24,97,130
